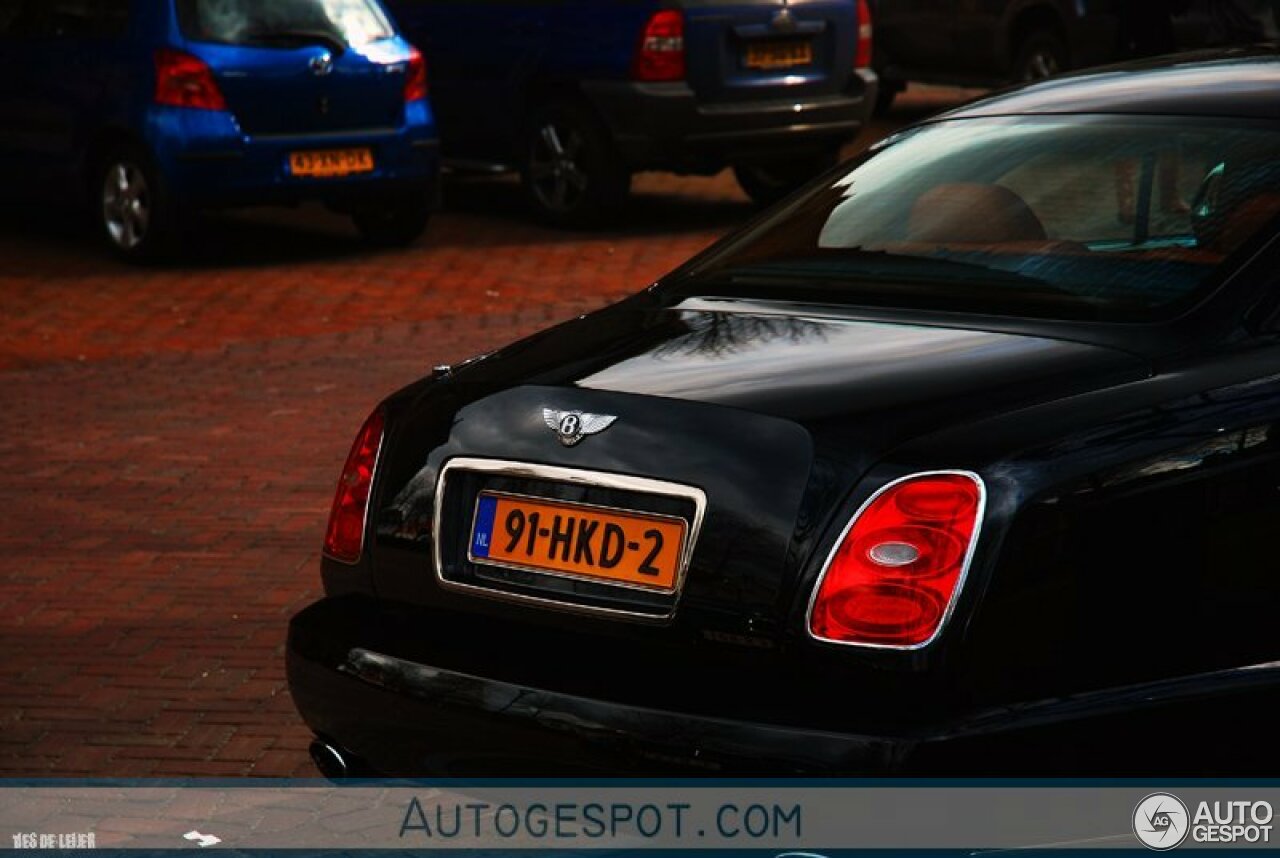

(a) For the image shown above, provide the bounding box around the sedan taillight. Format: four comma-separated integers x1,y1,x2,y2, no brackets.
808,472,984,648
633,10,685,82
323,409,385,564
404,46,428,103
855,0,874,70
154,49,227,111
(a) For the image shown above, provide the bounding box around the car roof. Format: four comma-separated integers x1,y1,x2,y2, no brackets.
940,46,1280,121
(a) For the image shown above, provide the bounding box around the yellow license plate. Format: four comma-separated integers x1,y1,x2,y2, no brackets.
469,492,688,593
288,148,374,179
744,39,814,70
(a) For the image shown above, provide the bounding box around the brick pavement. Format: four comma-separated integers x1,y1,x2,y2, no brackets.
0,89,974,777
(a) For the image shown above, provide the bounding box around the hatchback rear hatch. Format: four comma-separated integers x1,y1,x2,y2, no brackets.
173,0,409,135
679,0,860,103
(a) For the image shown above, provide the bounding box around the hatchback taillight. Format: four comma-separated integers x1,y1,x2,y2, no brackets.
154,49,227,111
855,0,874,70
404,46,428,103
633,10,685,82
808,472,983,648
323,409,385,564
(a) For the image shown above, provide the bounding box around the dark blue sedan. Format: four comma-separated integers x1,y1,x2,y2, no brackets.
389,0,877,225
0,0,439,259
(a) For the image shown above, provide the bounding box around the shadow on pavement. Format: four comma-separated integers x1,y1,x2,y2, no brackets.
440,171,755,238
0,175,756,273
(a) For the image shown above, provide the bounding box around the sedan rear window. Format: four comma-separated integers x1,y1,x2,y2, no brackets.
176,0,395,49
686,117,1280,321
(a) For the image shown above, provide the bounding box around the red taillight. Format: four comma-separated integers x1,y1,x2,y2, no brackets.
855,0,874,70
154,49,227,111
808,472,983,648
633,10,685,82
404,46,428,103
323,409,386,564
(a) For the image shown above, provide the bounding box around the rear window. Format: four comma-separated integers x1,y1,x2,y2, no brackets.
175,0,394,49
683,117,1280,322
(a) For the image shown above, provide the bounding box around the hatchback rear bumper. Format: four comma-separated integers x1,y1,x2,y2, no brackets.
147,104,440,209
581,70,876,172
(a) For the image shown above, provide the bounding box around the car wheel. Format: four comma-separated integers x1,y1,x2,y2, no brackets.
95,146,176,262
1012,28,1068,82
734,150,841,207
352,196,432,248
522,101,630,229
874,83,900,116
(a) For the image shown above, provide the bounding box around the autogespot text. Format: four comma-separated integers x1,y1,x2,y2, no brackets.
400,798,803,841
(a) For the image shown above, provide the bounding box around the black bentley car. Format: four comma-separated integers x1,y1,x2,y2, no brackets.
289,49,1280,775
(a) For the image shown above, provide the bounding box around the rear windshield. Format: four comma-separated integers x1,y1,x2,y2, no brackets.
683,117,1280,321
176,0,394,49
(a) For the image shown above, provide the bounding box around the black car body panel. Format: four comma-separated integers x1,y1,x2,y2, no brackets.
290,51,1280,775
944,47,1280,121
869,0,1277,91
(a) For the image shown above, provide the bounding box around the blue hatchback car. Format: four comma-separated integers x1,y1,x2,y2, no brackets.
0,0,439,259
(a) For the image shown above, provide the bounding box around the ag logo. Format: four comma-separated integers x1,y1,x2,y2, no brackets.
1134,793,1190,851
542,409,618,447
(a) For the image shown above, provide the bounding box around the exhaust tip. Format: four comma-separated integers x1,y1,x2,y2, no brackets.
309,739,351,780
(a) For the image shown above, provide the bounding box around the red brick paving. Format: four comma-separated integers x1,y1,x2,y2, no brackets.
0,88,975,777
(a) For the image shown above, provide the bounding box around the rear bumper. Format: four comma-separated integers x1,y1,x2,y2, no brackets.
145,103,440,209
580,71,877,171
287,595,1280,776
286,597,909,776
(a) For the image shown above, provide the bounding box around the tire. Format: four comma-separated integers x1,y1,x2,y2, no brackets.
734,149,841,208
93,145,178,263
352,195,432,248
1012,28,1068,82
521,100,631,229
873,82,900,116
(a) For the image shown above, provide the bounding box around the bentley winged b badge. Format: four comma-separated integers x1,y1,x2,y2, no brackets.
543,409,618,447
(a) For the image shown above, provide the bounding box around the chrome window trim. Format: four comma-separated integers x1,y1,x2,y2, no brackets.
432,457,708,623
804,469,987,652
321,412,385,566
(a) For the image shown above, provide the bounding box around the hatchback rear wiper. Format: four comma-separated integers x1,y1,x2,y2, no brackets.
242,28,347,56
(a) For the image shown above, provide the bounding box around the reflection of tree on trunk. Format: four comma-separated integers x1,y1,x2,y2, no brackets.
653,313,827,360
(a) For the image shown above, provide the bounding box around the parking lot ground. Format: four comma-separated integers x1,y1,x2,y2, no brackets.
0,88,976,777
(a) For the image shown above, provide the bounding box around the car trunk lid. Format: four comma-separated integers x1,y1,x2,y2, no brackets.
190,41,408,136
677,0,859,103
174,0,409,135
371,303,1151,649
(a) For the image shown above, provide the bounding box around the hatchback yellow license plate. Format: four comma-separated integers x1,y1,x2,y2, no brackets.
288,148,375,179
469,492,688,593
744,39,814,70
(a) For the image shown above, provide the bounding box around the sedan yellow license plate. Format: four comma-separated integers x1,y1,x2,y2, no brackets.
288,148,375,179
744,39,814,70
469,492,688,592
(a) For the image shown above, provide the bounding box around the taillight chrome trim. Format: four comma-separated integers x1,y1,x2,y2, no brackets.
431,457,707,623
804,469,987,651
322,411,386,566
